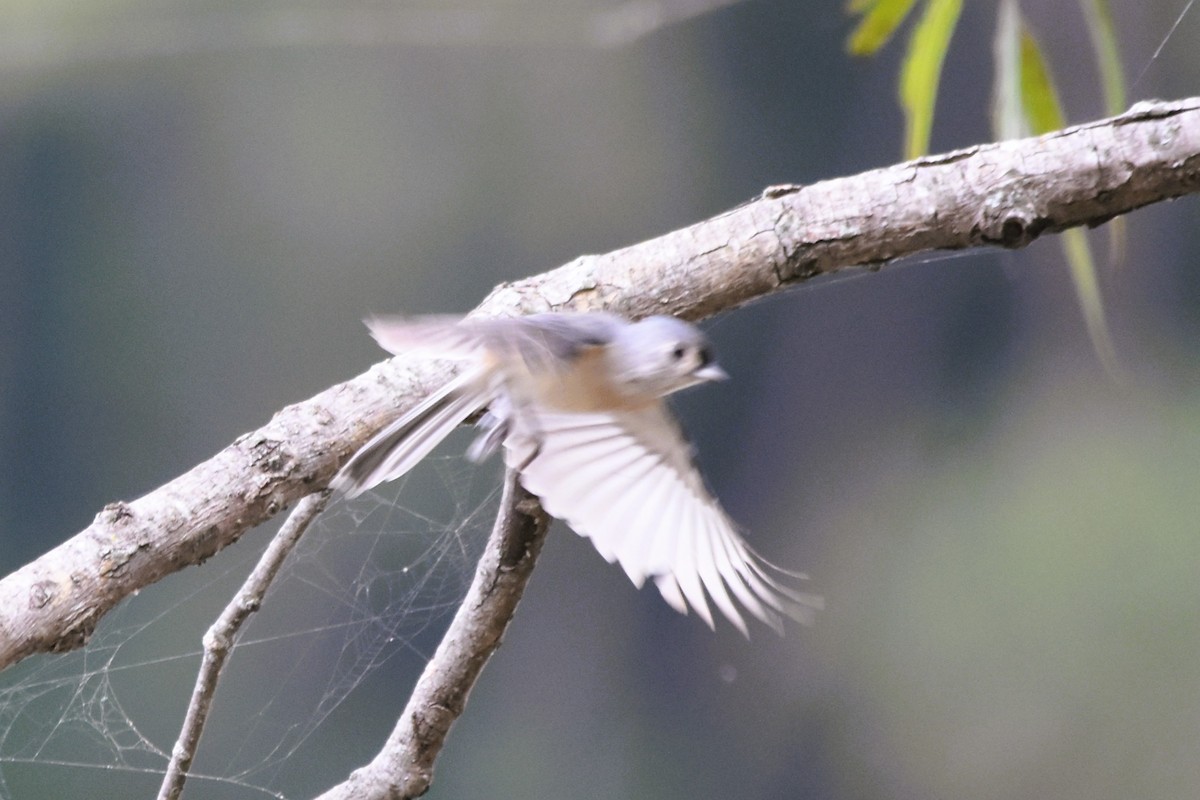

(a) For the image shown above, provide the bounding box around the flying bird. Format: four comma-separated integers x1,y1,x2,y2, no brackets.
331,311,821,634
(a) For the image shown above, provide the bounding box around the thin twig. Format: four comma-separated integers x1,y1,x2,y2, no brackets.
315,470,550,800
157,490,331,800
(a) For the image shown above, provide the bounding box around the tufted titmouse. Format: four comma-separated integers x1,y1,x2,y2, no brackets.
331,311,821,634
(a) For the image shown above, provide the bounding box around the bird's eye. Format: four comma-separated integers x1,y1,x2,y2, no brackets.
670,345,687,361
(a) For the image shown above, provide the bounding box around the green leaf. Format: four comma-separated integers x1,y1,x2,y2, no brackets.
847,0,920,55
899,0,963,158
991,0,1026,140
1062,227,1121,377
992,4,1083,139
1079,0,1126,115
1019,29,1119,372
1018,25,1065,133
1078,0,1128,263
1000,14,1119,374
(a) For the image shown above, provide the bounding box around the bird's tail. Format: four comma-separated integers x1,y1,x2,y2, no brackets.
331,369,491,498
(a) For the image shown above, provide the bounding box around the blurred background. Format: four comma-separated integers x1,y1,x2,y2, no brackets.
2,1,1200,798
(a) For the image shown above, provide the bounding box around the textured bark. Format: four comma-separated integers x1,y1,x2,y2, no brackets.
158,491,331,800
1,97,1198,672
314,471,550,800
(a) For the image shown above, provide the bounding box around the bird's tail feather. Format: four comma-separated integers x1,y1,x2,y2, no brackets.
331,370,491,497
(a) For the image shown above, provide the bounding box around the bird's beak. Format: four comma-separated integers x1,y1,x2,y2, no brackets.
695,363,729,382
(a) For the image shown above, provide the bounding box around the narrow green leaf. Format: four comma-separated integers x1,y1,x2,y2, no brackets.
991,0,1026,140
1015,25,1119,373
1018,25,1065,133
1078,0,1126,115
847,0,920,55
1103,197,1128,266
1078,0,1128,263
899,0,963,158
1062,227,1121,377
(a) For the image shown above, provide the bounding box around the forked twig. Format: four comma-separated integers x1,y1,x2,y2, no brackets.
157,490,331,800
315,470,550,800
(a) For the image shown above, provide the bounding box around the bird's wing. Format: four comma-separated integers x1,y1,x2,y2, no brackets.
465,312,625,375
506,403,821,635
368,312,623,373
332,367,493,498
366,315,483,358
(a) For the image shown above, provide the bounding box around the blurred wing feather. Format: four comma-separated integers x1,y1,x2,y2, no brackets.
507,403,820,633
332,368,492,497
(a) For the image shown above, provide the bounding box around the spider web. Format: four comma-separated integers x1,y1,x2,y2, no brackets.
0,453,500,799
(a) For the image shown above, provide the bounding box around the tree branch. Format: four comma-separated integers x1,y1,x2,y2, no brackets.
1,97,1198,673
314,470,550,800
157,490,331,800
